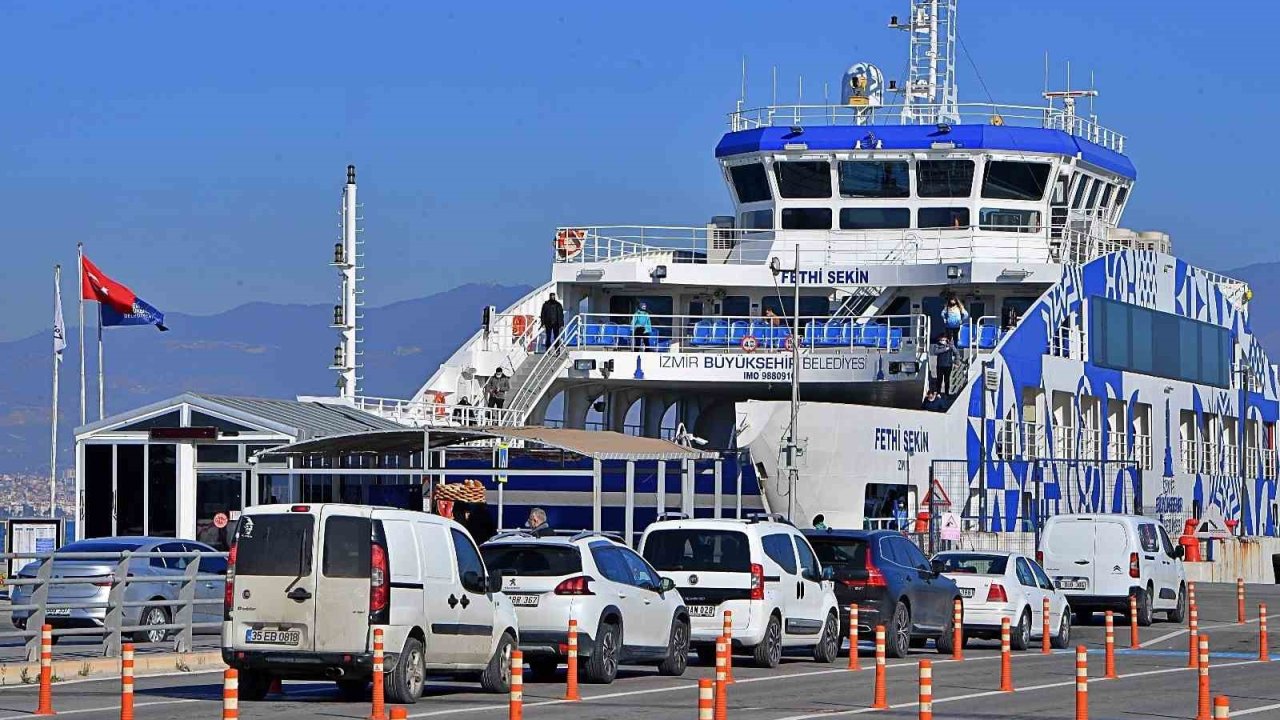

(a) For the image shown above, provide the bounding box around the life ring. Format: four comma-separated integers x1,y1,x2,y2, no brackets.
512,314,528,338
431,391,447,417
741,335,759,353
555,228,586,259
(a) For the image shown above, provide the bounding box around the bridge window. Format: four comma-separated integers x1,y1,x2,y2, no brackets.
1085,181,1102,211
1071,176,1091,210
775,161,832,198
1112,186,1129,214
839,207,911,230
918,207,970,229
917,159,974,198
1090,297,1231,387
781,207,832,230
740,209,773,229
978,208,1041,233
838,160,909,198
981,161,1051,201
730,163,772,203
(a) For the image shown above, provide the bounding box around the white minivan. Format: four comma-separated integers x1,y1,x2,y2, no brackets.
1039,514,1187,626
222,504,519,703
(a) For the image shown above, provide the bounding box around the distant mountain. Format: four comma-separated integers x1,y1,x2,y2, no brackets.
0,283,532,474
1227,262,1280,352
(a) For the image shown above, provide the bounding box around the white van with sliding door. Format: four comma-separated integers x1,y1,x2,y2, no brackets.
222,504,519,703
1039,513,1186,627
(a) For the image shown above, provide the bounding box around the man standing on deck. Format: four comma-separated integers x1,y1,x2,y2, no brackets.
631,302,654,350
540,292,564,350
487,368,510,409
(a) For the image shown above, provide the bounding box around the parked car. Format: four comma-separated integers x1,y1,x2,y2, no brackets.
1039,514,1187,626
931,550,1071,650
11,536,225,644
804,529,960,658
222,503,518,703
639,515,840,668
480,530,689,684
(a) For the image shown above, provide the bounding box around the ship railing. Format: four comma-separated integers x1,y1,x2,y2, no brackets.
555,225,1058,266
1049,323,1087,361
993,419,1046,460
728,103,1126,153
1261,447,1279,479
564,312,929,355
353,395,524,428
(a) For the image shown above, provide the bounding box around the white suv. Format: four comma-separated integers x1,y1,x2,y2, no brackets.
638,515,840,668
479,531,690,684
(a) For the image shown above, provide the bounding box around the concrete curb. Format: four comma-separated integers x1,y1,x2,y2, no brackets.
0,651,224,686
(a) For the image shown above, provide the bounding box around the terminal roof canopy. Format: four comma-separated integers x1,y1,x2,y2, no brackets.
270,426,718,461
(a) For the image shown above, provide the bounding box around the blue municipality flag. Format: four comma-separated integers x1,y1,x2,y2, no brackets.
101,296,168,331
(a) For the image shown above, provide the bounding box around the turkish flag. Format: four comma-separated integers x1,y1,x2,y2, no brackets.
80,255,138,316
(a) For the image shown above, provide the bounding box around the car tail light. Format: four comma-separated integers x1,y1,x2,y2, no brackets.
370,542,389,619
1035,550,1044,565
553,576,595,595
986,583,1008,603
290,505,310,512
749,563,765,600
224,543,237,621
839,558,888,589
1129,552,1140,579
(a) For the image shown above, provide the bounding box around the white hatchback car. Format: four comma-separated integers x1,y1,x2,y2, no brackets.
479,531,689,684
932,550,1072,650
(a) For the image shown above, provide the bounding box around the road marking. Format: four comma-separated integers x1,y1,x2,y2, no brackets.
0,698,204,720
0,669,227,694
1141,614,1278,648
1233,701,1280,716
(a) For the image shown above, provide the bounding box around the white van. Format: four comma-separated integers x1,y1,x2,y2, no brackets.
1039,514,1186,626
222,504,519,703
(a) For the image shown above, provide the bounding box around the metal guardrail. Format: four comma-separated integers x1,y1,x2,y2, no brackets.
1,550,227,660
568,312,929,353
354,395,523,428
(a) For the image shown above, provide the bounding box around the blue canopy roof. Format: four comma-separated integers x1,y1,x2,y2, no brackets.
715,124,1135,179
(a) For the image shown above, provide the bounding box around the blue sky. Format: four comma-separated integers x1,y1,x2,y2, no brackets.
2,0,1276,340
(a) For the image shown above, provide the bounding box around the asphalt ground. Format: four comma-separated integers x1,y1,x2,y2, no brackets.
0,582,1275,720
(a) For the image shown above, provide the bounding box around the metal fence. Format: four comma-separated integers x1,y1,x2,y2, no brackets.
1,550,227,660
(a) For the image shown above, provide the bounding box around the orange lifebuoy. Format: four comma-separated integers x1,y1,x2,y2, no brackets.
555,228,585,259
512,314,528,338
431,391,447,417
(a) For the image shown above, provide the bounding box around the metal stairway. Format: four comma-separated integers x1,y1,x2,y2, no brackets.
504,315,580,425
829,235,920,320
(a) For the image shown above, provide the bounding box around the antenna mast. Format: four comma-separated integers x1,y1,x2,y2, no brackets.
331,165,363,399
891,0,959,125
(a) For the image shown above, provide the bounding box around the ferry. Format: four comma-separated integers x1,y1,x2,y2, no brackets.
353,0,1278,539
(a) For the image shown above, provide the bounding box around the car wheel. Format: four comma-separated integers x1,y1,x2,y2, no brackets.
936,604,956,655
886,602,911,659
133,605,169,644
238,669,272,702
1135,587,1154,627
1011,609,1032,651
385,636,426,704
752,614,783,668
526,657,560,683
658,618,690,676
480,632,516,694
1167,584,1187,624
583,622,620,684
1051,610,1072,649
812,612,839,663
335,679,368,701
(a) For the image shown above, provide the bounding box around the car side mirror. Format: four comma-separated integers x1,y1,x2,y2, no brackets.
485,571,503,593
821,566,835,581
930,559,946,575
659,577,676,593
1172,546,1185,560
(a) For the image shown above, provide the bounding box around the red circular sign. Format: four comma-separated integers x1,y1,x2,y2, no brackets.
212,512,229,529
741,335,758,353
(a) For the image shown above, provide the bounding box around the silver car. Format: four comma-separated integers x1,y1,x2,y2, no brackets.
10,536,226,644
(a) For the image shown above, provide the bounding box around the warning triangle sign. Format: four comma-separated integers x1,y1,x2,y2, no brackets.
922,479,952,509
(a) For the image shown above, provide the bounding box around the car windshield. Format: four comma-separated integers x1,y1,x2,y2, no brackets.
642,530,751,572
935,553,1008,575
481,544,583,577
808,537,868,568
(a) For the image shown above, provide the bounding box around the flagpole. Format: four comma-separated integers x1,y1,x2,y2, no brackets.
50,265,62,519
77,244,86,426
97,303,105,420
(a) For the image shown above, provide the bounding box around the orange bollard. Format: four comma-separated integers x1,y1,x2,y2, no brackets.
999,617,1013,691
952,598,964,662
509,649,523,720
714,636,728,720
121,643,135,720
697,678,714,720
1075,646,1089,720
371,628,386,720
848,604,861,670
1213,696,1230,719
1104,611,1117,679
722,611,734,684
918,660,933,720
1197,635,1211,720
872,625,888,710
222,669,238,720
564,619,580,701
1189,602,1200,669
1129,594,1140,649
1237,579,1246,624
389,708,407,720
1260,603,1270,662
1042,597,1052,655
35,624,53,716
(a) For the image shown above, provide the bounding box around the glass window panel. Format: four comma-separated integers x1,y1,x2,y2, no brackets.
918,207,970,229
981,161,1052,201
1085,181,1102,210
979,208,1041,233
85,444,114,538
117,445,145,536
774,161,832,198
323,516,372,578
917,160,975,198
1105,300,1129,368
196,444,240,463
780,207,832,230
147,444,177,538
722,296,750,316
1071,177,1091,209
740,209,773,229
839,207,911,230
118,411,182,432
838,160,909,198
729,163,771,203
189,411,254,433
1131,308,1153,374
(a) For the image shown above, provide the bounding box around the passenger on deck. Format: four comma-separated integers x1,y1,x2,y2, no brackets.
922,390,947,412
453,396,474,425
941,296,967,343
540,292,564,349
931,335,957,394
764,308,781,326
631,302,653,350
487,368,510,409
